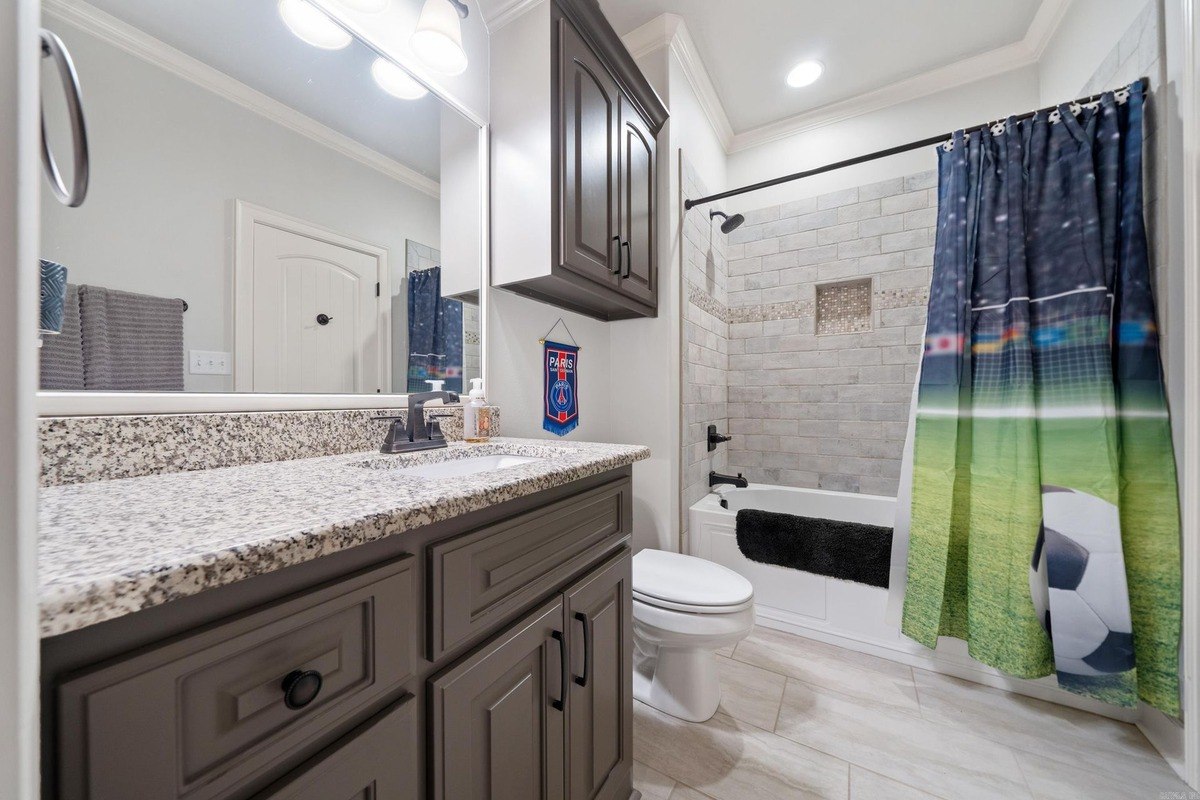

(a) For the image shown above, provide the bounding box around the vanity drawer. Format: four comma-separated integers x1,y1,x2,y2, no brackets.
253,694,417,800
428,477,629,660
56,556,416,800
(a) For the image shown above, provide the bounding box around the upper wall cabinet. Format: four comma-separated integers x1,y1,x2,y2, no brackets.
490,0,668,321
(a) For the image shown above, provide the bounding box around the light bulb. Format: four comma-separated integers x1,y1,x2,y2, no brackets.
411,0,468,75
786,60,824,88
279,0,352,50
338,0,388,11
372,57,429,100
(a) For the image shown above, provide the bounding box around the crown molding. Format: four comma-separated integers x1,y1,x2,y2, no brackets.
1025,0,1075,60
43,0,441,199
621,14,734,151
621,0,1073,155
480,0,543,32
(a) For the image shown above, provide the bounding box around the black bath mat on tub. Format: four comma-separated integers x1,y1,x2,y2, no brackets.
735,509,893,588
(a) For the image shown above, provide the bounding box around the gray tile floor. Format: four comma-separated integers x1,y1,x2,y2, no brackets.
633,626,1189,800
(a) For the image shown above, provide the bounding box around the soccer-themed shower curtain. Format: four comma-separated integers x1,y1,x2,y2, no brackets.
900,82,1182,715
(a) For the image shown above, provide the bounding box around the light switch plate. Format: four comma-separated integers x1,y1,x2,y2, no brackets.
189,350,232,375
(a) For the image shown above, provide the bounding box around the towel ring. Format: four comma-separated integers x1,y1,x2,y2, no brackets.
39,29,89,208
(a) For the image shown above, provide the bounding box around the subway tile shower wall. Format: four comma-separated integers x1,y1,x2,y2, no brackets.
720,171,937,496
681,156,730,538
678,1,1165,503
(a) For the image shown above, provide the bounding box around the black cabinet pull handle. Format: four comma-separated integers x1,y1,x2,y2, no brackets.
573,611,592,688
551,630,568,711
281,669,323,710
316,313,333,326
611,235,622,274
621,241,632,278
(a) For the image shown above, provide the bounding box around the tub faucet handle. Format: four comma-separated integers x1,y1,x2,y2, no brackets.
707,424,732,452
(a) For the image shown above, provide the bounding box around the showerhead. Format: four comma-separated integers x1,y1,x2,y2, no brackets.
710,210,745,234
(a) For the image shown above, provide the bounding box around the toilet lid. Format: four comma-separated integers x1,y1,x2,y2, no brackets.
632,550,754,611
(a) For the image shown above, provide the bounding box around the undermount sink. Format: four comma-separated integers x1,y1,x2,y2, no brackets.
384,454,543,479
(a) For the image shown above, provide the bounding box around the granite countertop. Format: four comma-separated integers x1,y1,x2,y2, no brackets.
39,438,649,638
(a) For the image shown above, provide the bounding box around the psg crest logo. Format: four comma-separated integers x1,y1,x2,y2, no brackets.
543,341,579,436
550,379,573,413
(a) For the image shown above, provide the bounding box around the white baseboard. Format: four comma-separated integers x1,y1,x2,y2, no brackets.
1137,704,1187,782
752,604,1140,723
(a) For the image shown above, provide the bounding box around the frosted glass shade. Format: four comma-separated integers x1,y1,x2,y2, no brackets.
338,0,388,11
410,0,468,75
372,58,429,100
278,0,351,50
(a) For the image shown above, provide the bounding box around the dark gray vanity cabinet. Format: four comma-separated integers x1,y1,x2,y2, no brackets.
491,0,667,322
430,548,632,800
429,596,568,800
254,698,419,800
41,467,637,800
565,550,633,800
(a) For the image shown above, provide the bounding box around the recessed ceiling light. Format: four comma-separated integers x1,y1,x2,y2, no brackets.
337,0,389,11
278,0,351,50
371,57,429,100
786,60,824,88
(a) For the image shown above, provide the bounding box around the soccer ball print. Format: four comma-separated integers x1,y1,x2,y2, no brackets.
1029,486,1135,677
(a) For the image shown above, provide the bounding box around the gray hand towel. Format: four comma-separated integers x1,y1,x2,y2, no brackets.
79,285,185,391
39,283,85,390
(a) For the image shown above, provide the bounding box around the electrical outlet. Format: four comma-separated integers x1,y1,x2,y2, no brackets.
189,350,232,375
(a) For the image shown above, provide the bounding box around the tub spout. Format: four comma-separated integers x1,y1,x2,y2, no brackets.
709,470,748,489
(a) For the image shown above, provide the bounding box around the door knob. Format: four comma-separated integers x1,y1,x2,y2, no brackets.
316,314,333,326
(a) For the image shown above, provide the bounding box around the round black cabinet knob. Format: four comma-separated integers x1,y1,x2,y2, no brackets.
281,669,323,710
316,314,333,326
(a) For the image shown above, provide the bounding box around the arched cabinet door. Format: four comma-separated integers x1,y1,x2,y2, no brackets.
559,18,620,290
618,95,657,308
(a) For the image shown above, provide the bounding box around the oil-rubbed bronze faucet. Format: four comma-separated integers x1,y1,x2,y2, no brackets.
375,390,460,453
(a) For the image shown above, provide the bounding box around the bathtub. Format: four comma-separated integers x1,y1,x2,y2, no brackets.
687,484,1140,722
688,484,902,645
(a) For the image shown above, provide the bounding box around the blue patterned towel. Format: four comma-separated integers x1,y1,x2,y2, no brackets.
40,259,68,333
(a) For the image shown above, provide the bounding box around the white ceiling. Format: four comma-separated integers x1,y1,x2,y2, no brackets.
79,0,445,179
479,0,1049,136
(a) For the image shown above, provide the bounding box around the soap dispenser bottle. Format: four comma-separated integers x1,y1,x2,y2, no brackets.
463,378,492,443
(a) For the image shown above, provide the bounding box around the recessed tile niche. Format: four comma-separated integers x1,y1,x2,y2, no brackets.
816,278,873,335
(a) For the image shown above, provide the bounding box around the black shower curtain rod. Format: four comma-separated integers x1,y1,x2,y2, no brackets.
683,77,1149,210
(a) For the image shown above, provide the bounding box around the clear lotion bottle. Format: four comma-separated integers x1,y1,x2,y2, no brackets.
463,378,492,443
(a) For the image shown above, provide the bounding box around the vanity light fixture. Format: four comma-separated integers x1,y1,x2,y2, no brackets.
371,57,429,100
411,0,469,75
336,0,389,11
278,0,352,50
786,59,824,88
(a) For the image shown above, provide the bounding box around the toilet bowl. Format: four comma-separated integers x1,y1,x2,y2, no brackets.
632,549,755,722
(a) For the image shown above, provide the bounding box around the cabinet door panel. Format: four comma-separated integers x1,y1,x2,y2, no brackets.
565,549,632,800
618,95,656,308
559,18,619,287
253,696,417,800
430,597,567,800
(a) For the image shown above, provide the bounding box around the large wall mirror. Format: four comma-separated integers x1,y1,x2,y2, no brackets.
38,0,483,410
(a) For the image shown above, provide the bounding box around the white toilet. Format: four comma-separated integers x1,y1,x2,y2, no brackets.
631,549,755,722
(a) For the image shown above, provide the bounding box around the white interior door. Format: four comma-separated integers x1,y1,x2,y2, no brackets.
235,203,388,394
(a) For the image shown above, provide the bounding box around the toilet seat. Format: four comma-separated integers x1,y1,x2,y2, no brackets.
632,550,754,614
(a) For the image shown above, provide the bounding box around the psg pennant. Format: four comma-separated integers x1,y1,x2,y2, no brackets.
543,340,579,436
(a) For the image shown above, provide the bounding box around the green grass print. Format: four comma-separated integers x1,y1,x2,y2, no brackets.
901,413,1180,716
